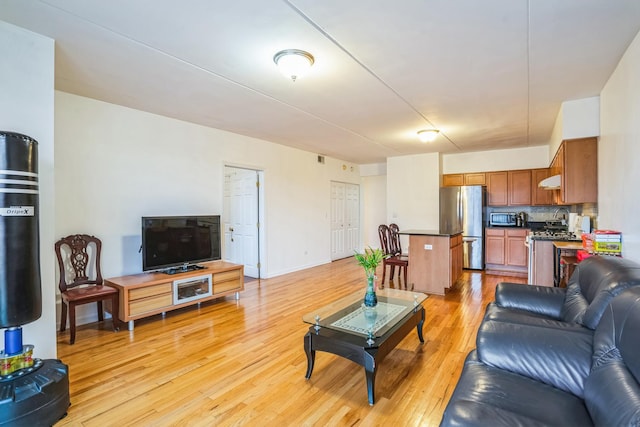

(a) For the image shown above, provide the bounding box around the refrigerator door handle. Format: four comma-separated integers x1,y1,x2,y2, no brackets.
462,237,477,242
458,190,463,228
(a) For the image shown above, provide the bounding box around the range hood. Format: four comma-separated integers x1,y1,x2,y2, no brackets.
538,174,561,190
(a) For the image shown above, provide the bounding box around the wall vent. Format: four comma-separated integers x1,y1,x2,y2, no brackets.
317,155,325,164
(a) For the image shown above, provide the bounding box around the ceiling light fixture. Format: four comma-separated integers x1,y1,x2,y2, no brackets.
273,49,315,82
417,129,440,143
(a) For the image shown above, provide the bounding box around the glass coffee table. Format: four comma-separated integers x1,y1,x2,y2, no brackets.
303,288,428,405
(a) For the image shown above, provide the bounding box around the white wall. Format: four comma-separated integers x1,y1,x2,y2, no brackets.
562,97,600,140
549,97,601,157
387,153,441,230
360,175,386,249
599,30,640,262
0,22,56,358
442,146,550,174
55,92,362,323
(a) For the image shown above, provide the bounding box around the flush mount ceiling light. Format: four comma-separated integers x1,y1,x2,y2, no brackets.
417,129,440,143
273,49,315,82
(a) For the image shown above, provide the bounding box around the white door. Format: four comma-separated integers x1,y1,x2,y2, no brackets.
345,183,360,255
330,182,346,260
223,167,261,278
330,181,360,260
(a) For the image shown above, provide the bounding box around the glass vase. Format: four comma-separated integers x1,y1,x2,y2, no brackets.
363,274,378,308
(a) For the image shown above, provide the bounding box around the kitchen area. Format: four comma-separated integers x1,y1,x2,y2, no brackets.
441,136,605,288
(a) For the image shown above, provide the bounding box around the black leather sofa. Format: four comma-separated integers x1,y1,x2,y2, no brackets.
440,256,640,426
486,255,640,331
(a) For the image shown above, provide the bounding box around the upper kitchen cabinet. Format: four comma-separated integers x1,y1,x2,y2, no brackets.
507,170,532,205
486,171,508,205
442,172,486,187
442,174,464,187
464,173,486,186
487,170,531,206
531,168,554,205
543,137,598,204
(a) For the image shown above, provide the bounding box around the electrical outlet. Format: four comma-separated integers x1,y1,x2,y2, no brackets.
424,244,433,250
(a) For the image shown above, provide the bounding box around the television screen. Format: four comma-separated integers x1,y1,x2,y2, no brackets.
142,215,221,272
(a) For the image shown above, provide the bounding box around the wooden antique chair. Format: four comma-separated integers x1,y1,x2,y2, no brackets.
378,224,409,286
55,234,120,344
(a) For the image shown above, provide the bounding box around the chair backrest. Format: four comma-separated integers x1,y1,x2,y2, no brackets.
389,223,402,255
585,286,640,425
55,234,103,292
561,255,640,329
378,224,393,256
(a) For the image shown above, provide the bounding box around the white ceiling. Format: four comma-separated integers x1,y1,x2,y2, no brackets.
2,0,640,164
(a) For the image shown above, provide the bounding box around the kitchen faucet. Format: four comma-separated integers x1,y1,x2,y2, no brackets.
553,207,570,222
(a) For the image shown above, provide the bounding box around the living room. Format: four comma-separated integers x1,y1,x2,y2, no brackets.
2,3,640,425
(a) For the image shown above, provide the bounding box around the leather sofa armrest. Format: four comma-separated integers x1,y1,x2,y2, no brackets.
476,319,593,397
495,282,566,319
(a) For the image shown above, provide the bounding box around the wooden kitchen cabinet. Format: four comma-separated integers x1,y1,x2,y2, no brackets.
449,234,463,289
486,172,508,205
507,169,532,205
442,172,486,187
485,228,506,265
531,168,554,206
442,174,464,187
464,173,486,186
485,227,529,277
552,137,598,204
506,229,528,268
487,170,532,206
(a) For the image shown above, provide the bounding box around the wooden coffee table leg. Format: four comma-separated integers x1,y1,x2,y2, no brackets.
304,331,316,379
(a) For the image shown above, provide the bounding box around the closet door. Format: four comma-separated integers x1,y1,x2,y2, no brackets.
330,182,360,260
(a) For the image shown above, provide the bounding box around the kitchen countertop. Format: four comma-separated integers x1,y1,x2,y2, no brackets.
552,241,584,250
398,229,463,237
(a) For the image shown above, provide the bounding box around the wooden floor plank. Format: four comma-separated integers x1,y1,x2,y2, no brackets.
54,258,524,426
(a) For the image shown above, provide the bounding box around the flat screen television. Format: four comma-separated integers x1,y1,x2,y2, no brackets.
142,215,221,272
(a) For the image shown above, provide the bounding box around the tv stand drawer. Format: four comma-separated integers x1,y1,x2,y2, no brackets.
130,282,171,300
213,269,241,283
130,293,173,316
214,278,242,294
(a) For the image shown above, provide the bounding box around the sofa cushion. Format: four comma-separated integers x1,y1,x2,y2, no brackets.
585,287,640,426
476,319,593,397
440,351,593,427
494,282,566,318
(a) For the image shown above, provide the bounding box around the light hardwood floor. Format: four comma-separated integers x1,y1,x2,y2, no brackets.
55,258,525,426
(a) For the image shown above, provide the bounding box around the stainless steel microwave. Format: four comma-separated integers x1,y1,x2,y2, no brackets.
489,212,517,227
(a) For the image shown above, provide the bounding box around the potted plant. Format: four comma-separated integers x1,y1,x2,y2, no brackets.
354,247,385,307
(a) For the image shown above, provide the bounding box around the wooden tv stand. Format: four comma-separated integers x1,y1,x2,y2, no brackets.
105,261,244,330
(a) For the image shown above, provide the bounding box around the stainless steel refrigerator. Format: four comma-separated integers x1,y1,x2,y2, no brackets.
439,185,484,270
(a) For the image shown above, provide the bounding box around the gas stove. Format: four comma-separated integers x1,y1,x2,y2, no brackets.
530,230,579,241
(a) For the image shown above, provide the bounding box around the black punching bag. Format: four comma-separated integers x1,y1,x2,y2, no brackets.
0,131,41,328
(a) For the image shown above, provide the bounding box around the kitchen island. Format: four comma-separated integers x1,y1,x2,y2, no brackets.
399,229,463,295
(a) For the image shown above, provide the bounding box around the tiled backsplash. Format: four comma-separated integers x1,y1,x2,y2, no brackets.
486,204,598,227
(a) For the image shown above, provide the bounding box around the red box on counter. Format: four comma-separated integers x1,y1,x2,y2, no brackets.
577,250,592,261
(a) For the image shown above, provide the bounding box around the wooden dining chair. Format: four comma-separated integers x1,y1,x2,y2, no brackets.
389,223,407,256
55,234,120,344
378,224,409,286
